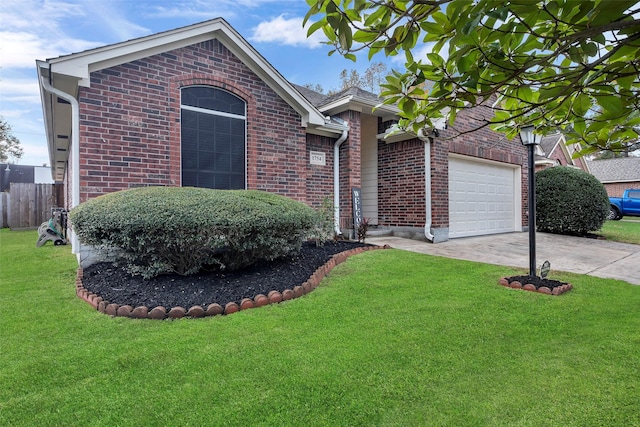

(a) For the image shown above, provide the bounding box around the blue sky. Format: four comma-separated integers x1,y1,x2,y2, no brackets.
0,0,406,166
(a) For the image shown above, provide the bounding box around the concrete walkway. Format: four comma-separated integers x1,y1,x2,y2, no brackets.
367,232,640,285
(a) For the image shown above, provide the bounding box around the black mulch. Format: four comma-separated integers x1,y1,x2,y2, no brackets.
506,275,567,290
81,240,370,309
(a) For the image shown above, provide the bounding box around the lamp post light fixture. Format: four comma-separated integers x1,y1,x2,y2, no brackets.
520,125,542,277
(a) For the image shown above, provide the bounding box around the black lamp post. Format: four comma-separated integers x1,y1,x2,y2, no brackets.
520,125,542,277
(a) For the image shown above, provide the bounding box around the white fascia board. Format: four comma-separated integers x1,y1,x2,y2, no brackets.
37,61,76,181
376,129,416,143
36,61,57,176
307,120,349,137
319,95,400,118
47,20,230,81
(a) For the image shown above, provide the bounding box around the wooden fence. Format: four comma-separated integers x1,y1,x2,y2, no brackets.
1,183,56,229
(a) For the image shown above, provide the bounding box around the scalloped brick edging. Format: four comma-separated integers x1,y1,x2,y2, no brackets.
498,277,573,296
75,244,391,320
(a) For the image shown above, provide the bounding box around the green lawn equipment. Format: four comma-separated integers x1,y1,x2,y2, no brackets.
36,208,68,247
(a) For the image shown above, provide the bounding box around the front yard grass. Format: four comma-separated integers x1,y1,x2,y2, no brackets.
1,229,639,426
598,218,640,244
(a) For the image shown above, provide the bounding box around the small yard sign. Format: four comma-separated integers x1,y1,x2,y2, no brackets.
540,260,551,279
352,187,363,229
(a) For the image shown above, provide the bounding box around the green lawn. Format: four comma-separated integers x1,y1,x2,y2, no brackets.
598,218,640,244
1,229,640,426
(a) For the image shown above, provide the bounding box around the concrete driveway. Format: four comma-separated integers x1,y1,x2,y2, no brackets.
367,232,640,285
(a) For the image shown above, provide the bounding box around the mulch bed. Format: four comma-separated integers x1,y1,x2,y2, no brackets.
76,240,387,319
499,275,573,295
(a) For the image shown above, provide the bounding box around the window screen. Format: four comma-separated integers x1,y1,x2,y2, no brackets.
181,86,246,189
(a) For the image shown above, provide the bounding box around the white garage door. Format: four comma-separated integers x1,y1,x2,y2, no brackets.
449,156,519,238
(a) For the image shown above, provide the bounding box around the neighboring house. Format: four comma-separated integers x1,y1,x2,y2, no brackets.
535,133,589,172
1,164,54,192
0,164,58,228
587,157,640,197
37,18,529,260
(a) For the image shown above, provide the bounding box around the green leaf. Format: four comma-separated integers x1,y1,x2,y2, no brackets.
597,95,624,117
427,53,444,67
402,26,419,50
399,97,416,116
456,51,475,73
582,42,598,57
306,19,326,37
353,29,379,43
461,14,482,36
364,5,388,27
420,21,444,36
573,93,591,117
573,117,586,135
338,18,353,50
322,24,337,42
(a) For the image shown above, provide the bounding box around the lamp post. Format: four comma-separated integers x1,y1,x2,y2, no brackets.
520,125,542,277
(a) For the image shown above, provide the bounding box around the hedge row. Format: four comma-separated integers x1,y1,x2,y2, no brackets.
69,187,318,278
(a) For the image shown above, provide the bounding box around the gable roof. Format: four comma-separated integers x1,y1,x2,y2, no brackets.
539,133,562,157
587,157,640,183
319,86,399,118
293,84,399,119
534,133,590,172
37,18,339,181
292,84,329,107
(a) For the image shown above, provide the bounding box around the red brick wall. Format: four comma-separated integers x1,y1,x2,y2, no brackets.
77,39,307,203
378,138,426,227
305,134,335,207
604,182,640,197
549,144,569,166
336,111,361,231
377,105,527,230
573,155,589,171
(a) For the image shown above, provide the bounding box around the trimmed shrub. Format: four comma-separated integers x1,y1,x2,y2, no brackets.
535,166,609,236
309,197,335,246
69,187,317,278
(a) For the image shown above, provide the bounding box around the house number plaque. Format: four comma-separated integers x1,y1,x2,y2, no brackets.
310,151,326,165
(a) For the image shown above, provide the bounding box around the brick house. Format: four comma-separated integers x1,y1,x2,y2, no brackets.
37,18,529,260
535,133,589,172
587,157,640,197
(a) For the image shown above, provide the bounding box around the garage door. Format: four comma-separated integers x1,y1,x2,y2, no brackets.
449,156,519,238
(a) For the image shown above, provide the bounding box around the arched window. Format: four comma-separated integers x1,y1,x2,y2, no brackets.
181,86,246,189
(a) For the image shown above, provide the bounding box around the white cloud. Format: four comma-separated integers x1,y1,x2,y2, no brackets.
88,4,151,42
250,15,326,48
149,0,243,19
149,0,299,20
0,31,102,68
0,0,104,67
0,77,41,104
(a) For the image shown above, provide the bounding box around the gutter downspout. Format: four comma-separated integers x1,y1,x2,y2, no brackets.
417,128,435,242
39,71,81,254
333,128,349,235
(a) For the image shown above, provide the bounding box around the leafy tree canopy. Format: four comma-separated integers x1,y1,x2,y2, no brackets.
304,0,640,157
0,116,23,163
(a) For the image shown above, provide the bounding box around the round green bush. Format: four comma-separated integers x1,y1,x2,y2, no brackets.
69,187,317,278
535,166,609,236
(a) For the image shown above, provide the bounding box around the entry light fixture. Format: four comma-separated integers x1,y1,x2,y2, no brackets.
519,125,542,146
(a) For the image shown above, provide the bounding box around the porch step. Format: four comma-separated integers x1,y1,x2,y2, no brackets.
366,228,393,237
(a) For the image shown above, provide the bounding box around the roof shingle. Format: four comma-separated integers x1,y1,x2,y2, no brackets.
587,157,640,182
